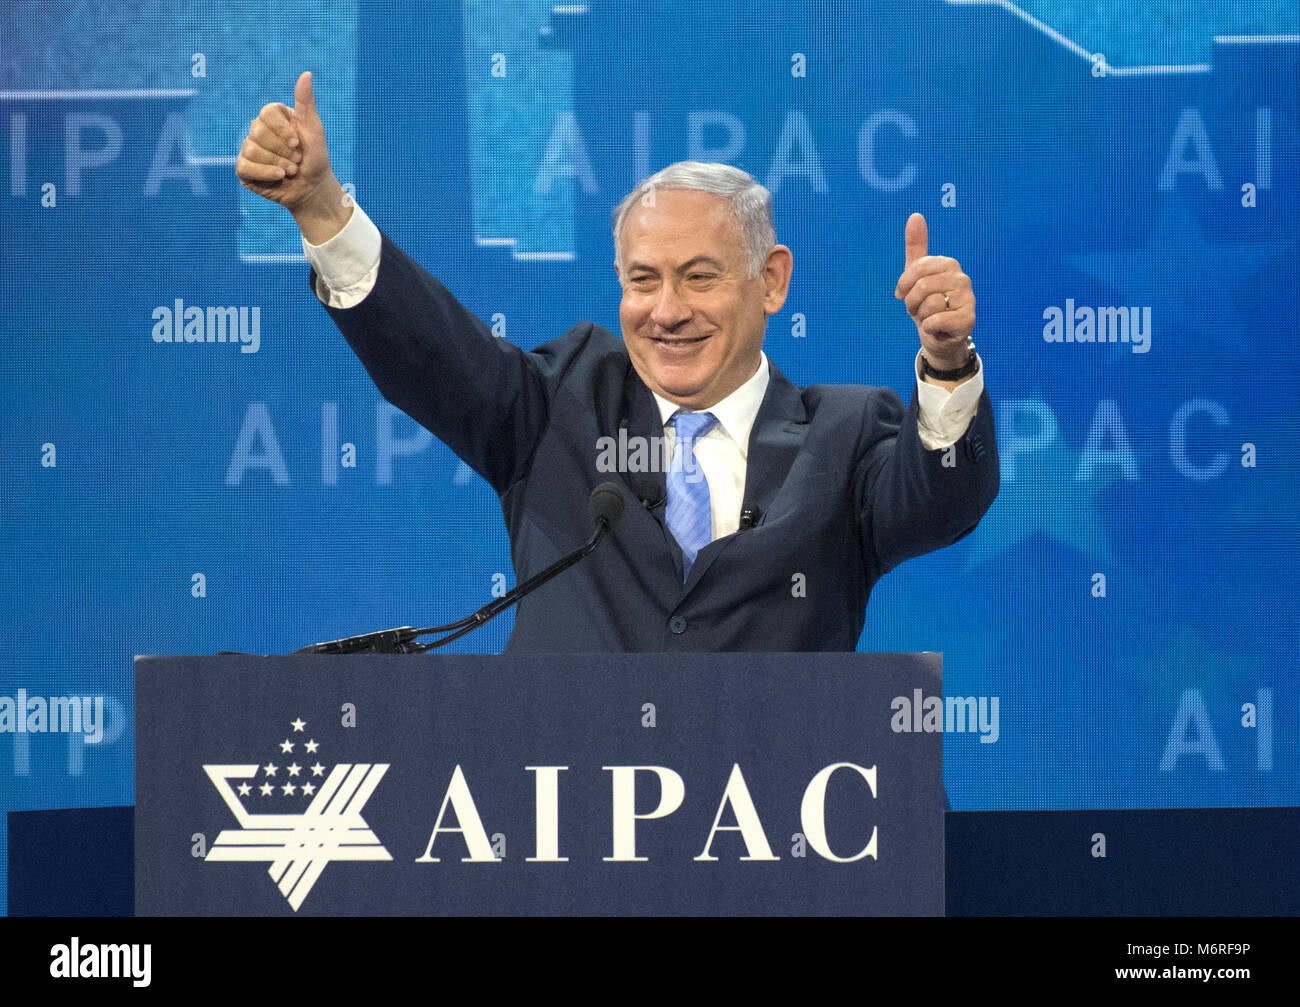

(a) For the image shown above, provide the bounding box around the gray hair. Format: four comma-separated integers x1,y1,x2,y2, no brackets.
611,161,776,280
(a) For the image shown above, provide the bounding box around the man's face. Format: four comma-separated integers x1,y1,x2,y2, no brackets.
617,189,789,409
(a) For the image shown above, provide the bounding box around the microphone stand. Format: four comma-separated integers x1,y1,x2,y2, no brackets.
295,489,622,655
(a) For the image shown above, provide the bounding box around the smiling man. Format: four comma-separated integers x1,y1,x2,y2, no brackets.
616,185,790,410
236,72,999,652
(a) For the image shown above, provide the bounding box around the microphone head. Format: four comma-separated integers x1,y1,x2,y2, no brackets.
588,482,626,530
632,479,665,509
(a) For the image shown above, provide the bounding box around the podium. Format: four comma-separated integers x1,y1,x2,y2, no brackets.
134,652,944,915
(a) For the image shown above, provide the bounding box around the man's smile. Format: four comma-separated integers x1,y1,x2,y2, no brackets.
649,333,710,349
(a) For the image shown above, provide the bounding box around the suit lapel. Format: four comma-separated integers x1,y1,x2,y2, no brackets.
619,365,685,576
736,362,810,522
618,363,668,504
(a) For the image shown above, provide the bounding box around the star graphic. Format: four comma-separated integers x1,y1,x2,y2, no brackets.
263,762,278,777
304,739,319,754
287,763,302,777
1065,193,1293,356
963,431,1139,569
237,782,252,796
281,782,297,796
301,782,316,796
311,762,326,777
259,782,274,796
279,739,294,754
291,718,306,732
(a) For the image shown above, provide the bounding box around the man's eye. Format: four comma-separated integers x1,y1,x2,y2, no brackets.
689,274,715,282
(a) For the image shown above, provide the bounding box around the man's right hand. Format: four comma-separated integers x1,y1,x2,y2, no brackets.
236,70,352,244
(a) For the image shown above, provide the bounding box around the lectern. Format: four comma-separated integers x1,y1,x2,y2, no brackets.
134,651,944,915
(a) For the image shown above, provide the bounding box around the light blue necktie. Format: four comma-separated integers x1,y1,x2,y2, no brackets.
665,411,718,580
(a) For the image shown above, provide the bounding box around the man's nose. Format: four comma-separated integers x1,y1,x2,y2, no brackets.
651,282,691,330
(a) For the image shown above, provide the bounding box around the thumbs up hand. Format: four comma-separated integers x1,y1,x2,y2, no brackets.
894,213,976,373
237,71,349,242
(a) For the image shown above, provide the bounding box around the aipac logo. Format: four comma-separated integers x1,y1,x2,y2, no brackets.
202,716,391,911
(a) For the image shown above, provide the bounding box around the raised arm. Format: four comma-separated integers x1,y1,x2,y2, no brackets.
857,213,999,575
236,71,555,493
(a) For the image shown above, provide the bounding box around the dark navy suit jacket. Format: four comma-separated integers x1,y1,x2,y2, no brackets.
313,232,999,652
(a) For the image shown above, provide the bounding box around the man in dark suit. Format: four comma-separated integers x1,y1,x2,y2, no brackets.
236,72,998,652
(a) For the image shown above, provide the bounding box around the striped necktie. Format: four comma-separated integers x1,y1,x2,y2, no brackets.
665,410,718,580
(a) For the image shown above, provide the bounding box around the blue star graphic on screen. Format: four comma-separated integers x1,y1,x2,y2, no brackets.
1065,193,1293,353
963,430,1132,568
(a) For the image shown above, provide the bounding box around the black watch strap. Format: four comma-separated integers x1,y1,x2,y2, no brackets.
921,348,979,381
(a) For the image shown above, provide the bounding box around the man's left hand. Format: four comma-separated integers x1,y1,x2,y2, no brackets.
894,212,975,371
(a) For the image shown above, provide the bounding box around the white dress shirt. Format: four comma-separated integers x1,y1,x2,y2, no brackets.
302,203,985,538
650,355,769,539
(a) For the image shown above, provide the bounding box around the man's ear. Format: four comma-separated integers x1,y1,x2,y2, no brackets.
761,245,794,315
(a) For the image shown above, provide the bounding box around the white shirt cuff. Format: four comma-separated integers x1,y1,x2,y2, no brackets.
301,201,382,309
914,349,984,450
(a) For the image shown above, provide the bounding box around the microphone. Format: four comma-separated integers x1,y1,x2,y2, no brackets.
634,479,665,512
296,483,625,655
589,481,625,528
740,503,763,530
299,625,423,656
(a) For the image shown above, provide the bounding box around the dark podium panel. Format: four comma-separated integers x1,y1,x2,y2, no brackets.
134,652,945,916
14,804,1300,916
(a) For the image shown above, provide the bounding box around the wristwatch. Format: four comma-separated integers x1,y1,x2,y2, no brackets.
921,344,979,381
